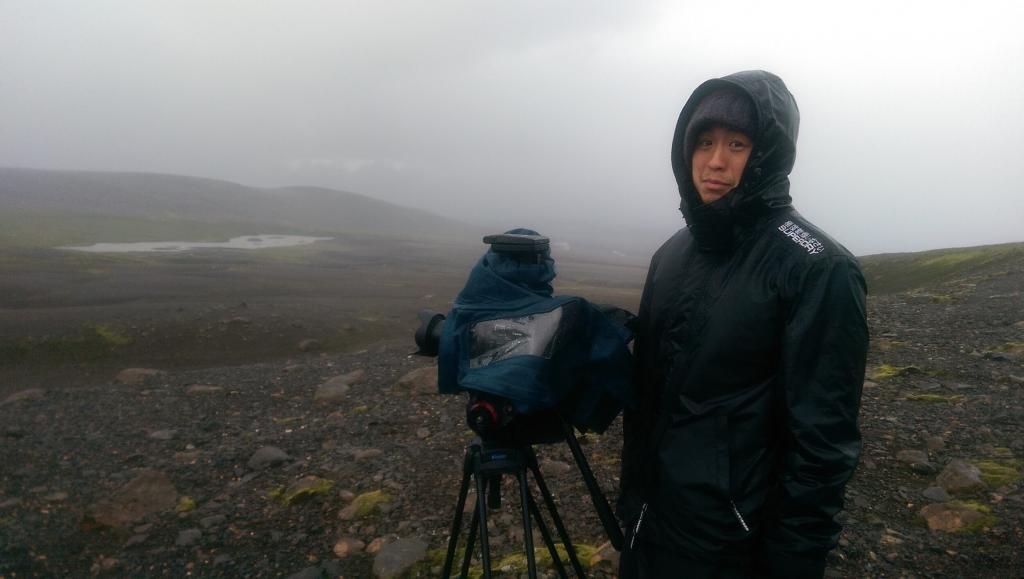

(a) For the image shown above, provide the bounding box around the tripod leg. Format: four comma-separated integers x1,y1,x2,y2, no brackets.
461,501,480,578
442,450,474,578
516,472,538,579
475,471,493,578
526,491,569,579
561,418,624,550
527,453,587,578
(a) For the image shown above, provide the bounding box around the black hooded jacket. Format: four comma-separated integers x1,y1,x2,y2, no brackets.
620,71,868,574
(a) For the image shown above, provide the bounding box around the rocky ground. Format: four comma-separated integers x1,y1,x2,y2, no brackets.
1,257,1022,578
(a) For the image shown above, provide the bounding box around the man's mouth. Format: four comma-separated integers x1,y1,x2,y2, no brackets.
703,179,732,190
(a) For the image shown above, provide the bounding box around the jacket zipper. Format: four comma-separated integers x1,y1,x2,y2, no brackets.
729,500,750,532
629,502,649,550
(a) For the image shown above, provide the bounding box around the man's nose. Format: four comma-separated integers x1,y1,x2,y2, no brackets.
708,144,727,168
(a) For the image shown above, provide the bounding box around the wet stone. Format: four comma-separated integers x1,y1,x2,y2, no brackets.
200,514,226,528
1,389,45,405
186,384,223,395
926,436,946,452
248,446,292,470
373,538,428,578
175,528,202,547
213,554,233,566
936,459,985,493
923,486,951,502
148,429,177,440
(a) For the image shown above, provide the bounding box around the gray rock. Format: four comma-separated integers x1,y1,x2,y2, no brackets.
148,429,177,441
911,462,939,475
935,459,985,493
175,528,202,547
896,450,935,474
125,534,149,547
327,369,366,387
297,339,322,352
540,460,573,477
926,436,946,452
353,448,383,461
85,469,178,528
314,383,350,404
186,384,224,395
248,446,292,470
896,449,929,465
213,554,233,566
1,388,45,405
373,538,428,578
395,366,437,395
922,486,951,502
200,514,227,528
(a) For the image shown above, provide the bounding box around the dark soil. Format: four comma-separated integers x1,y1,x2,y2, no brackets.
1,247,1022,578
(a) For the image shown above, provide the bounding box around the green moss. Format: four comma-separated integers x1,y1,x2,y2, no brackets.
176,496,197,513
401,548,448,578
93,324,133,346
462,543,597,578
904,393,965,403
279,476,335,506
962,514,999,533
871,364,923,380
860,242,1024,295
352,405,369,414
0,322,135,365
993,342,1024,355
972,460,1023,487
267,486,285,500
951,500,991,513
939,501,998,533
348,490,390,518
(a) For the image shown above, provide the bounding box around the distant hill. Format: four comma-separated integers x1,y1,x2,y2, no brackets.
860,242,1024,294
0,167,485,247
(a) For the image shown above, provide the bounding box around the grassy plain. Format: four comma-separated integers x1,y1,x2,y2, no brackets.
0,223,646,393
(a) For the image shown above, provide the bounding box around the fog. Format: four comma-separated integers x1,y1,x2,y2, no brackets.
3,1,1022,255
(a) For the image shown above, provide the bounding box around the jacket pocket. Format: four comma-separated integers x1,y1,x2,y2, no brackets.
657,413,730,505
655,413,753,543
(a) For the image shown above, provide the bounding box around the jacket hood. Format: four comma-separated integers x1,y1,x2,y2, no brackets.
671,70,800,251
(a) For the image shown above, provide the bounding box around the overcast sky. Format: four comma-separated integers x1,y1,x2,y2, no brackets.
3,1,1022,255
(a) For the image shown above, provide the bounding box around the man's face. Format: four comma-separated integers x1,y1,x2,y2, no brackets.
690,124,753,204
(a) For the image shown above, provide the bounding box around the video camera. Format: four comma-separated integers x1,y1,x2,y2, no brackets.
414,229,635,443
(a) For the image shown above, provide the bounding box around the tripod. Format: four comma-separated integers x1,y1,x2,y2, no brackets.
441,418,623,579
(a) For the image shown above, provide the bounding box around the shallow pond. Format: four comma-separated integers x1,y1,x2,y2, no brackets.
59,234,333,253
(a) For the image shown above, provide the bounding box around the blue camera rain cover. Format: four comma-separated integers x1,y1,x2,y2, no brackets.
437,230,634,432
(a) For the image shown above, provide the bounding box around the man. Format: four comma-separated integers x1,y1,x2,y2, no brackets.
619,70,868,578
